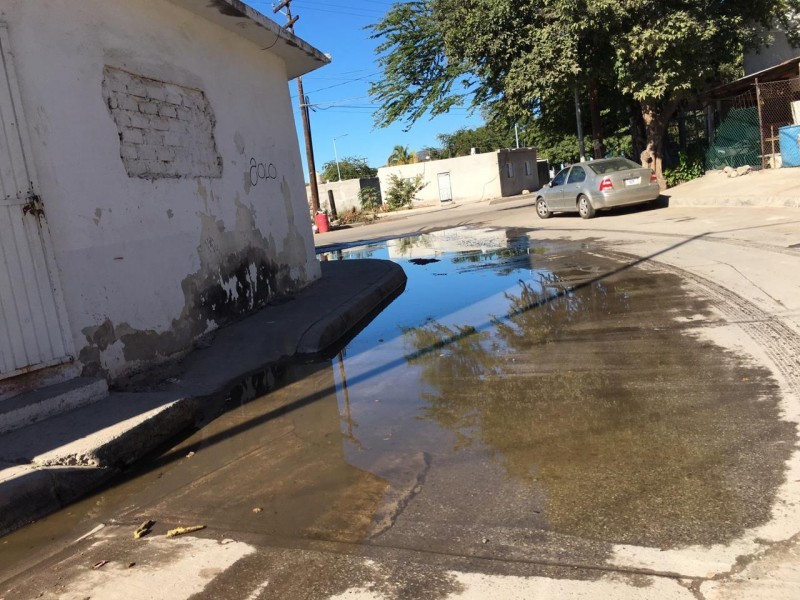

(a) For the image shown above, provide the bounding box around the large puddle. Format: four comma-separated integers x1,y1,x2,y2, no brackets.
0,227,794,585
318,227,793,550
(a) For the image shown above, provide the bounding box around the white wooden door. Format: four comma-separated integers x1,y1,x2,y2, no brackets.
437,172,452,202
0,23,73,380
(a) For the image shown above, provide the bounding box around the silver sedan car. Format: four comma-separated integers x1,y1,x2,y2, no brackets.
536,158,661,219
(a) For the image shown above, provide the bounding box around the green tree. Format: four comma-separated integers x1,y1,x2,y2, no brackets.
320,156,377,182
437,124,516,157
387,144,418,166
370,0,799,178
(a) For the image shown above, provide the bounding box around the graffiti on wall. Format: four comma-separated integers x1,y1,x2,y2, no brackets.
249,158,278,187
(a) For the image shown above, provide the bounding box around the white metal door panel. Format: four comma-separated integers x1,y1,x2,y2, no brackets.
0,23,73,380
437,172,452,202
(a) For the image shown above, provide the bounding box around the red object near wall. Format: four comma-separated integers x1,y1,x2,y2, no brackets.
315,212,330,233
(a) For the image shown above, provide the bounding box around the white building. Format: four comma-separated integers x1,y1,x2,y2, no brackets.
0,0,328,396
377,148,540,205
745,26,800,75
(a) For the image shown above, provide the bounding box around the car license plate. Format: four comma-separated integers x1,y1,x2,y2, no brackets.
624,177,641,186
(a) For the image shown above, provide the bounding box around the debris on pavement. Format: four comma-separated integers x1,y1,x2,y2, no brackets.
186,451,195,458
165,525,206,538
92,560,109,569
74,523,105,543
252,507,263,513
133,520,155,539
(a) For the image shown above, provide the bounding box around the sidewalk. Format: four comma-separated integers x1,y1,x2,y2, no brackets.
665,167,800,207
0,259,406,536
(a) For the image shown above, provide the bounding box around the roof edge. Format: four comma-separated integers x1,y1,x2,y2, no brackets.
167,0,331,79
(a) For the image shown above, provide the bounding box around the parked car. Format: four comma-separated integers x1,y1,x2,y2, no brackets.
536,158,661,219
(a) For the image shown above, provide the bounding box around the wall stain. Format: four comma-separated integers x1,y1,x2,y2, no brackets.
93,208,103,226
206,0,247,17
79,198,308,379
234,131,245,155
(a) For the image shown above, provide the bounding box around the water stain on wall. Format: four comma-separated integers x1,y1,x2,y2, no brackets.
79,196,307,378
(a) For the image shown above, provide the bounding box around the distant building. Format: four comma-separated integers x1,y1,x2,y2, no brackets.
745,26,800,75
306,178,382,216
378,148,541,205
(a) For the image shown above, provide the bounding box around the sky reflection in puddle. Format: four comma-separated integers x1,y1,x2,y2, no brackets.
321,227,793,549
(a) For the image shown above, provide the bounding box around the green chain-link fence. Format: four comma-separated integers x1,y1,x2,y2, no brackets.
705,92,760,170
705,76,800,170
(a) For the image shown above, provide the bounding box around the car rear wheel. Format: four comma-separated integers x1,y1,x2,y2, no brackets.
577,194,595,219
536,197,552,219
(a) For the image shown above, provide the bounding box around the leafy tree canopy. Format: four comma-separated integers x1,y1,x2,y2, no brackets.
320,156,377,182
437,124,516,157
370,0,800,176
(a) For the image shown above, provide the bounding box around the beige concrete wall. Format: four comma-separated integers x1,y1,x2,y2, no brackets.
2,0,322,379
322,179,363,214
306,178,382,215
377,149,538,205
378,153,501,204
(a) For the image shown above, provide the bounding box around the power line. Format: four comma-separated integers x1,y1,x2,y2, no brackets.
298,3,386,19
303,73,379,94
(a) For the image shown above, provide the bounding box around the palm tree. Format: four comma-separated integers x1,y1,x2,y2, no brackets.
387,144,417,166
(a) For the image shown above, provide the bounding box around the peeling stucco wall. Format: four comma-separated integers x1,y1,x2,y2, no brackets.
2,0,321,379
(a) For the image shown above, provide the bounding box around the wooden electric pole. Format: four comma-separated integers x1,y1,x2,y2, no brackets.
274,0,321,213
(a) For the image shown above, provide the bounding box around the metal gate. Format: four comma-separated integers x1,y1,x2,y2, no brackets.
0,23,73,380
437,172,452,202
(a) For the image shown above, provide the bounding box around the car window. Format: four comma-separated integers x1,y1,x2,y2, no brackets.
551,169,568,186
587,158,642,175
567,166,586,184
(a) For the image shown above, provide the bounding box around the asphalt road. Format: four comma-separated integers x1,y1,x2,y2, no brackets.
2,199,800,600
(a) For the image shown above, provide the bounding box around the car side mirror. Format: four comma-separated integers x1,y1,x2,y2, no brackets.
547,182,553,188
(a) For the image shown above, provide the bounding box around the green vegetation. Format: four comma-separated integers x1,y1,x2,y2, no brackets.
357,186,382,211
387,144,418,166
369,0,798,177
664,150,705,188
320,156,377,182
385,174,426,210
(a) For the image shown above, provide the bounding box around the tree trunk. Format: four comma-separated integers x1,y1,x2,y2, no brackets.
588,79,605,159
629,101,647,161
639,101,677,188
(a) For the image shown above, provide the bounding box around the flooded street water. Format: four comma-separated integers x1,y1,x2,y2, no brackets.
322,227,792,549
1,226,795,597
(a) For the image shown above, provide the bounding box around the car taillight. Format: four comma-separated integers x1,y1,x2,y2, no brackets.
650,170,658,183
599,177,613,192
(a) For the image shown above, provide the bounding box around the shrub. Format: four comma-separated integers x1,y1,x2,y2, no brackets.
358,186,382,211
385,174,426,210
664,151,705,188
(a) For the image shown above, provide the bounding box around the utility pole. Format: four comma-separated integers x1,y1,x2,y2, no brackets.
333,133,348,181
274,0,321,213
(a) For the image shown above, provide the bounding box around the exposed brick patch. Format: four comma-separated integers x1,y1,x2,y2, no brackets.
102,67,222,180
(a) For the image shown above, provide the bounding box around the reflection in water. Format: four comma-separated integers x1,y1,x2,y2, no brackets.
402,254,794,548
1,230,792,585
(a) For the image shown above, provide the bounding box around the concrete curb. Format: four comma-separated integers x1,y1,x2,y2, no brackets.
0,258,407,536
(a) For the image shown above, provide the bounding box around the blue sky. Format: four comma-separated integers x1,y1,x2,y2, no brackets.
244,0,483,178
